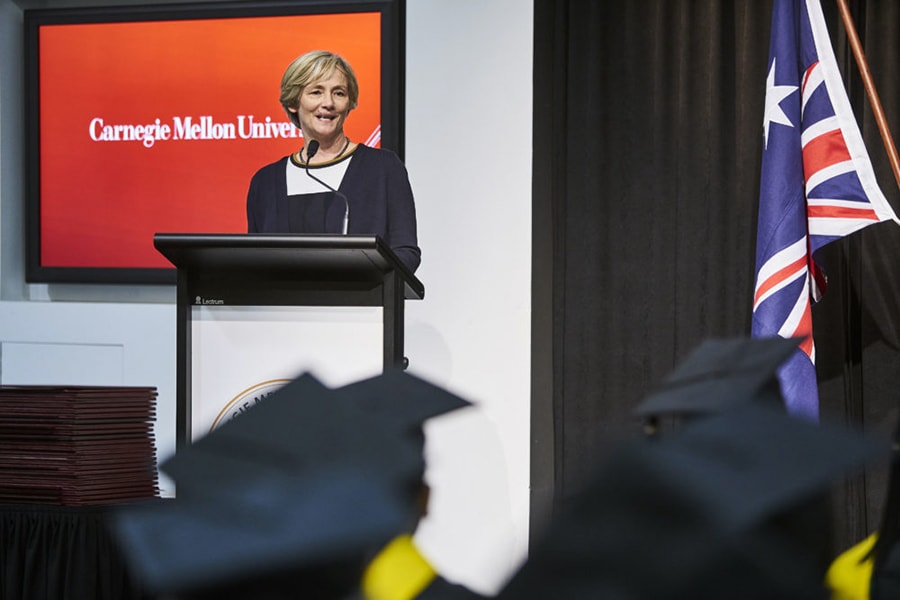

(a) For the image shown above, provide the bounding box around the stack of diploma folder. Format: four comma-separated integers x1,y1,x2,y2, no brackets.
0,386,159,505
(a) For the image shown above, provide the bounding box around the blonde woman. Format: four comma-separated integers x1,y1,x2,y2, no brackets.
247,50,420,272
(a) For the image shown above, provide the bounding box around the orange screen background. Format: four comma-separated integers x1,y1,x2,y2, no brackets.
38,12,382,268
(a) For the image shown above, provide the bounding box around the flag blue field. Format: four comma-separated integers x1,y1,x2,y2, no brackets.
752,0,898,420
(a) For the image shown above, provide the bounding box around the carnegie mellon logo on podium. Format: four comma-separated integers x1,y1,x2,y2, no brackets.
210,379,291,432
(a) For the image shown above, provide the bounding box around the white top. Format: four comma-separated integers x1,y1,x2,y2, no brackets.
285,153,353,196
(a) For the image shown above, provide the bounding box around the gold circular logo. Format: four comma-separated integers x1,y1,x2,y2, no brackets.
210,379,292,432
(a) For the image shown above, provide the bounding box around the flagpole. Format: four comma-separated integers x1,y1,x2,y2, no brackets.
835,0,900,196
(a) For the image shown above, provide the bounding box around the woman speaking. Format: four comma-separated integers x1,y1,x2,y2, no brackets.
246,50,421,273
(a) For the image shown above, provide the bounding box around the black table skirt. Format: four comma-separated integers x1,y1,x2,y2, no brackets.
0,502,153,600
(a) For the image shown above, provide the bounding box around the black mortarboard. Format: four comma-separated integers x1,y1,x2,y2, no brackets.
498,403,890,600
113,372,440,597
331,369,474,533
113,467,409,598
634,336,801,420
160,373,425,497
334,368,473,436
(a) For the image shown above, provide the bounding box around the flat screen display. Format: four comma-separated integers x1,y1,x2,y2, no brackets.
25,0,404,283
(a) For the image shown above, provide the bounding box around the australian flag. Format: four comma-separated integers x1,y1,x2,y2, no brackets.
752,0,898,420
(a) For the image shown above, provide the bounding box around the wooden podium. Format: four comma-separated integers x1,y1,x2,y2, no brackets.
153,233,424,447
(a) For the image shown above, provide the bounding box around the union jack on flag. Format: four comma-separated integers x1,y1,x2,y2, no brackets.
752,0,898,420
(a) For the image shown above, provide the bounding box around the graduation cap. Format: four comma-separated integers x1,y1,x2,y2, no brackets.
161,373,426,497
334,368,473,436
332,369,474,528
114,371,474,597
634,336,801,423
112,467,410,598
498,402,890,600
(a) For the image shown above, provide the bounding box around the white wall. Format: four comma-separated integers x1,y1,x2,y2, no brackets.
0,0,533,595
404,1,533,592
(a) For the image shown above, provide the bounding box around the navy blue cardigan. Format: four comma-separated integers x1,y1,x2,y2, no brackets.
246,144,421,273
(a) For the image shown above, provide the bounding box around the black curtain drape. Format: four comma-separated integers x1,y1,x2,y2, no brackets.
0,503,150,600
532,0,900,555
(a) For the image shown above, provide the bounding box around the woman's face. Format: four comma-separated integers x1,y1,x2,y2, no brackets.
291,69,352,143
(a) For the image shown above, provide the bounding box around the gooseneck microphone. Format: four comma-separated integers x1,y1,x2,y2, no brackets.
303,139,350,235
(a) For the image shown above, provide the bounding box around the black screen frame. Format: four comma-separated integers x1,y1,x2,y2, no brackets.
24,0,405,285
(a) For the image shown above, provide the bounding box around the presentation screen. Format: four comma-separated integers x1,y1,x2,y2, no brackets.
24,0,404,284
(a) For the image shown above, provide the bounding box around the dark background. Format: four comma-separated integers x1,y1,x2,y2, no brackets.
531,0,900,555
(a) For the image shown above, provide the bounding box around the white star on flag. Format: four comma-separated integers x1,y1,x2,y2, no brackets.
763,57,797,149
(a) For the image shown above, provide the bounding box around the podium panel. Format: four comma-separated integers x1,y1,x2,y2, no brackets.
190,305,383,439
153,233,423,448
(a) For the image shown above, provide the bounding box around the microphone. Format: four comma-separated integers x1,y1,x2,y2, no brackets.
304,139,350,235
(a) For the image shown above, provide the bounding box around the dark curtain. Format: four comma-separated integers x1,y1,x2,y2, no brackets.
0,503,150,600
532,0,900,555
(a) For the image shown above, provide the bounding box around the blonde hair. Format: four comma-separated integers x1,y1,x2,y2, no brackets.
280,50,359,128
